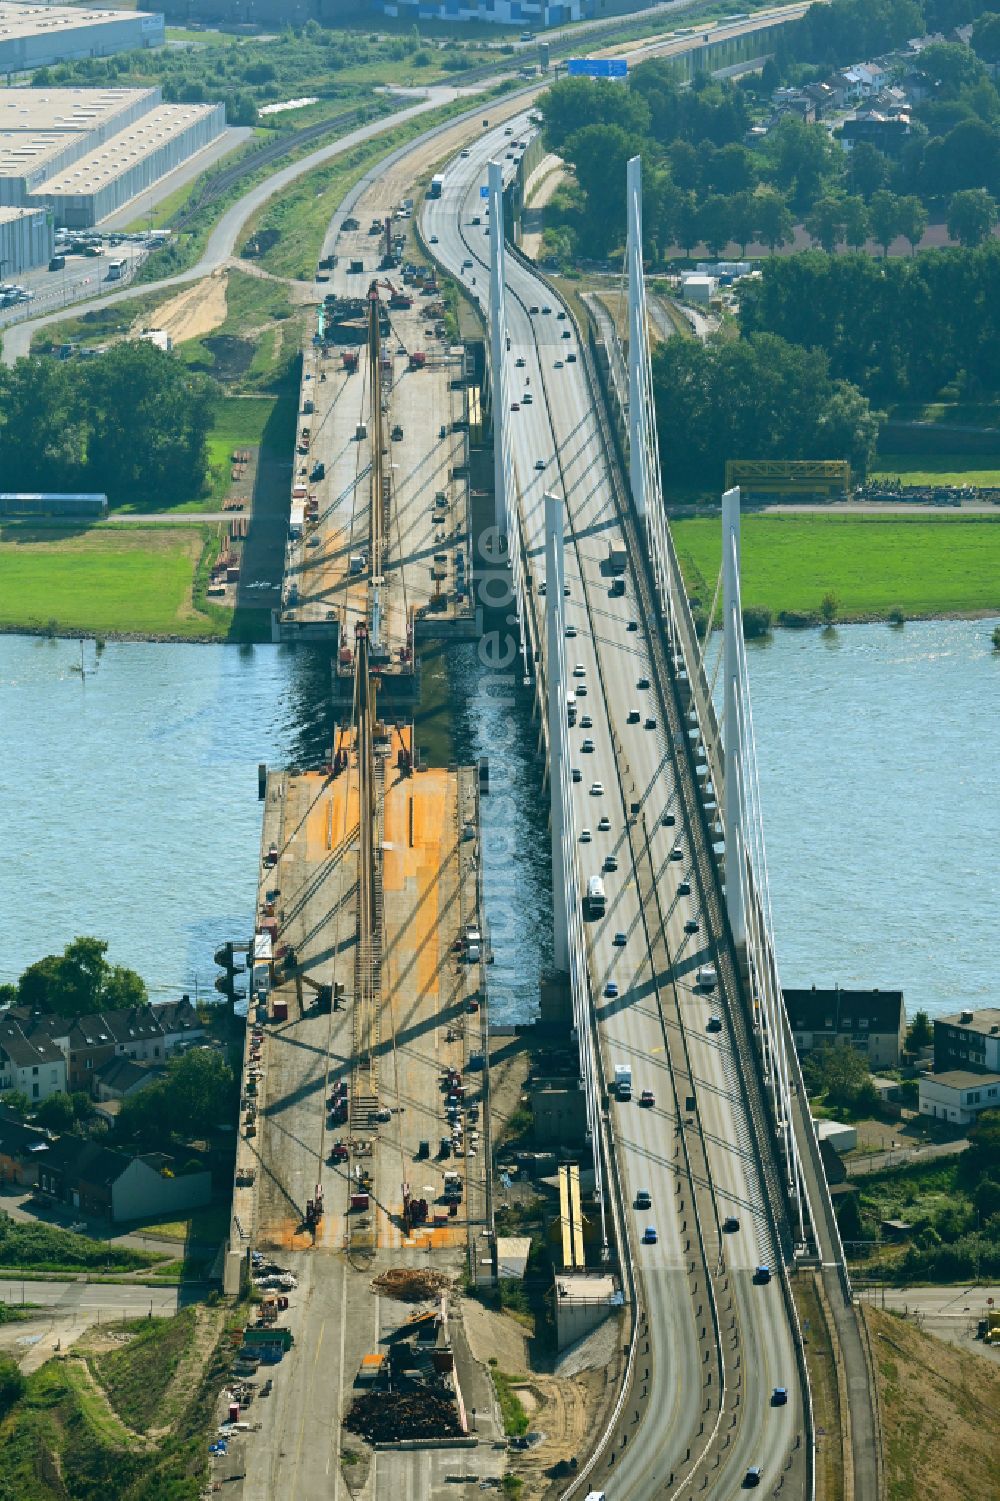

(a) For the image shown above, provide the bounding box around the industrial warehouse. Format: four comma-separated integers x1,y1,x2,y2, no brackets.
0,3,163,74
0,202,50,274
0,85,225,233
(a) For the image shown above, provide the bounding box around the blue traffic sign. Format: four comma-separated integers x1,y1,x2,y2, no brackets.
566,57,628,79
480,185,490,198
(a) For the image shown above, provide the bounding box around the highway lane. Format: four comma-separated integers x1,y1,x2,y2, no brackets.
425,120,806,1498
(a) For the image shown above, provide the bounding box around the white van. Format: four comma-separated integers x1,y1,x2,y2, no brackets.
696,965,717,990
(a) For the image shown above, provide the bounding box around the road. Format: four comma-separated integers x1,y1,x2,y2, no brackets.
0,86,483,367
425,118,805,1500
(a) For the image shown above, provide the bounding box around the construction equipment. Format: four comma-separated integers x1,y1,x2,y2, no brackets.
305,1183,324,1231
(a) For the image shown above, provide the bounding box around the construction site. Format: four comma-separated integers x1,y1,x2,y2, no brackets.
274,205,476,690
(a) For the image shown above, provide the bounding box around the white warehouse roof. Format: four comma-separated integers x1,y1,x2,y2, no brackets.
0,87,156,136
0,4,152,42
35,103,219,195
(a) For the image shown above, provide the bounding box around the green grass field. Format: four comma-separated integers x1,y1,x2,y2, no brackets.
0,523,230,639
672,515,1000,621
870,454,1000,486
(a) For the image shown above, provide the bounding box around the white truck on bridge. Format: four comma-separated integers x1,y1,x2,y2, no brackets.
613,1063,632,1101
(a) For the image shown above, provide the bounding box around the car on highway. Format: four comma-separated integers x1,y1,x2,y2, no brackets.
576,684,587,697
580,715,593,729
670,845,683,861
566,624,577,637
572,767,582,783
604,981,619,998
511,401,520,411
515,356,526,367
723,1215,740,1233
430,234,439,244
627,709,640,723
567,352,577,362
697,964,718,989
772,1387,787,1406
523,392,533,404
529,303,539,313
538,580,546,594
573,663,586,678
627,618,637,630
462,258,473,268
580,828,592,843
637,676,650,689
635,1189,651,1210
678,880,692,896
581,738,595,752
562,330,572,339
554,359,564,368
662,811,675,826
590,781,604,795
611,930,627,947
754,1264,771,1283
707,1015,723,1033
745,1467,762,1487
645,716,657,729
598,815,610,831
472,215,481,225
639,1089,654,1107
557,310,567,320
461,147,470,157
604,854,618,872
534,458,545,471
642,1226,658,1245
542,305,551,314
684,918,700,934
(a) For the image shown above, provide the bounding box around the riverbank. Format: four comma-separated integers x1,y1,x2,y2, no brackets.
673,514,1000,625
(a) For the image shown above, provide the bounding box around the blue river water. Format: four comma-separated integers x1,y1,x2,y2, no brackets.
1,617,996,1020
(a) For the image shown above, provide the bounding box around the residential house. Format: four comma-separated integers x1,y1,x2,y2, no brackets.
93,1056,164,1104
933,1008,1000,1076
804,81,838,118
65,1007,167,1091
36,1135,212,1223
840,112,913,156
0,1107,51,1186
823,75,849,109
783,986,906,1069
919,1070,1000,1126
152,995,205,1055
0,1021,68,1103
841,62,889,99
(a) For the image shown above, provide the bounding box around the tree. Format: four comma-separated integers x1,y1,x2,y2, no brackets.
14,937,147,1018
805,196,846,253
849,141,889,201
947,188,998,246
667,139,701,190
698,195,734,257
841,195,870,251
0,1356,25,1419
964,1108,1000,1182
0,1093,30,1119
801,1041,877,1113
896,195,928,254
765,116,837,207
673,192,701,256
868,190,902,256
906,1009,933,1051
560,123,636,254
915,40,987,96
820,590,840,623
754,188,794,252
705,142,755,194
972,11,1000,65
34,1093,76,1132
728,191,758,255
539,75,651,153
117,1048,236,1143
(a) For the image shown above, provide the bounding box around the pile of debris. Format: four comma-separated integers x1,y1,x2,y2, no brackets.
371,1268,452,1302
344,1390,463,1443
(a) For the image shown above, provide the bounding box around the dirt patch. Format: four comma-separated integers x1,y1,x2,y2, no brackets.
865,1303,1000,1501
201,335,255,382
462,1299,529,1377
135,271,228,346
149,1304,225,1438
507,1368,611,1501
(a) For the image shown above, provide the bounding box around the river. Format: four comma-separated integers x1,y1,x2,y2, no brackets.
1,617,996,1020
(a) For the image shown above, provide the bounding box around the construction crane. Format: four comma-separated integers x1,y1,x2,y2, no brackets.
353,620,381,1113
366,281,388,656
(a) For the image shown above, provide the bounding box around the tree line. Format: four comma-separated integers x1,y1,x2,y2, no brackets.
0,343,215,508
537,0,1000,264
739,243,1000,401
650,332,881,493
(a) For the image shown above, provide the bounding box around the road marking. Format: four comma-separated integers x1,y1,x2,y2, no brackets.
333,1262,347,1499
